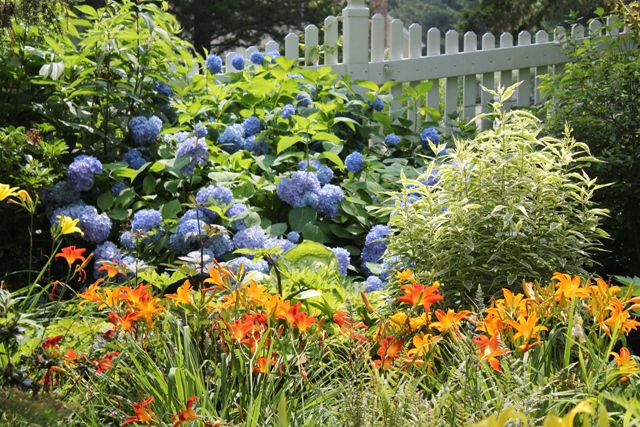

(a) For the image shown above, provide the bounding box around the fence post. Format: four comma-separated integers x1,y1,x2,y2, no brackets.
343,0,370,80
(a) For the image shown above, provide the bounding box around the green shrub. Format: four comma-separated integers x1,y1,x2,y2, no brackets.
539,7,640,277
385,84,608,304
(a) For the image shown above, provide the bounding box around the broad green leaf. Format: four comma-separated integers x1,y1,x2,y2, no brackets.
321,151,344,170
161,199,182,219
277,135,303,154
302,223,324,243
142,174,156,195
288,207,316,232
283,241,337,271
354,80,379,92
312,132,340,143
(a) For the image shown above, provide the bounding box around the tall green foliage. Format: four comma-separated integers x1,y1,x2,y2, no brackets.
540,6,640,276
386,84,607,303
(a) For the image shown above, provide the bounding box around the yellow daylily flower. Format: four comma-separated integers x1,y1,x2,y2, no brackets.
543,401,595,427
472,406,528,427
56,215,84,236
0,184,19,202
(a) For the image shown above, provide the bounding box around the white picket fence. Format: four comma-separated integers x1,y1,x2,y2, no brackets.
217,0,626,124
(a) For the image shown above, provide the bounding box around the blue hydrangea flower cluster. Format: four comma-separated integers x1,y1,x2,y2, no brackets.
331,247,350,277
365,275,385,292
168,218,209,254
206,54,223,74
243,135,268,155
233,225,267,250
111,183,126,196
120,254,149,276
231,54,245,70
196,185,233,221
228,256,269,274
68,155,102,192
131,209,163,232
298,159,321,171
296,92,312,107
280,104,295,119
41,181,80,209
242,116,262,137
129,116,162,146
420,127,441,150
92,241,121,278
317,165,334,184
153,81,172,99
121,148,147,169
360,225,392,276
368,96,384,111
204,233,233,258
249,51,264,65
175,137,209,176
52,201,112,243
195,123,208,138
385,133,401,146
277,170,344,218
267,50,280,62
287,231,300,243
345,152,364,174
264,237,295,253
225,203,248,230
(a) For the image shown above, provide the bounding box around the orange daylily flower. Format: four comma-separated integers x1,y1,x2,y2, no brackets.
245,279,268,305
261,294,284,318
610,347,639,382
293,311,317,333
123,396,155,426
134,297,164,328
406,333,440,361
109,310,141,332
600,298,640,336
116,284,152,307
55,246,87,267
94,351,119,374
171,396,199,427
473,334,508,373
375,336,404,370
77,280,105,307
552,272,590,302
98,261,127,279
166,280,193,306
277,301,301,325
226,318,254,341
254,356,277,374
477,312,505,337
505,312,548,345
397,283,444,311
430,308,472,339
333,310,368,341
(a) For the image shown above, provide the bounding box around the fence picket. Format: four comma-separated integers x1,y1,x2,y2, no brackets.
444,30,459,119
426,28,441,122
285,33,298,61
480,33,495,129
371,14,385,63
463,32,478,120
534,30,549,104
324,16,338,65
516,31,531,107
305,25,319,66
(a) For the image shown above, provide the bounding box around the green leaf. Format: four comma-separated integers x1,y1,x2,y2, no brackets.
302,223,324,243
415,80,434,97
312,132,340,143
354,80,379,92
284,241,337,271
277,135,302,154
266,222,288,237
244,212,261,228
97,192,115,211
107,209,131,221
321,151,344,170
161,199,182,219
373,112,393,127
142,174,156,195
288,207,316,232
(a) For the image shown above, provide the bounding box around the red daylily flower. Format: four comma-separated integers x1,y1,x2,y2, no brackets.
42,335,64,350
397,283,443,311
55,246,86,267
171,396,199,427
94,351,119,374
123,396,155,426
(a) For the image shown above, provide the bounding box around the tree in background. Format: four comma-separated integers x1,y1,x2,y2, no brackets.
388,0,477,36
457,0,613,35
168,0,344,55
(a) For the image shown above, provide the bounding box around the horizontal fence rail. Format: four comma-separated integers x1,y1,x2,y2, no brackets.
213,0,626,125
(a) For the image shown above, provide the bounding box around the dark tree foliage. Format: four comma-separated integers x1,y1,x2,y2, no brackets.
388,0,478,35
167,0,344,55
0,0,70,33
457,0,613,35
